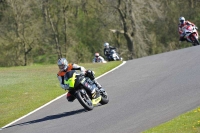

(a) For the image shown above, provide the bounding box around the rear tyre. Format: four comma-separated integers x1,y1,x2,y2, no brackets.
76,90,94,111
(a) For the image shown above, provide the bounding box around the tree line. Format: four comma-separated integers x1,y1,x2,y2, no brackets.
0,0,200,67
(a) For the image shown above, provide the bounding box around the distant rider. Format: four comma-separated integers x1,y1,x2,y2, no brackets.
178,16,198,42
92,53,106,63
103,42,116,61
57,58,102,104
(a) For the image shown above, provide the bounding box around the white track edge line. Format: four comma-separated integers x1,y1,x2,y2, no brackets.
1,61,126,129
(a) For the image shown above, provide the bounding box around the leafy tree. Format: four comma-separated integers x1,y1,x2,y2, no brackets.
1,0,200,66
98,0,163,59
0,0,42,66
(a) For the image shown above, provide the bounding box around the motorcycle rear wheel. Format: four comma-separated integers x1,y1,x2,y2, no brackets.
76,90,94,111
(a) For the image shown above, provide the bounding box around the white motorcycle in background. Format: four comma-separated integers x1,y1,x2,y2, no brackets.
108,49,123,61
183,25,199,46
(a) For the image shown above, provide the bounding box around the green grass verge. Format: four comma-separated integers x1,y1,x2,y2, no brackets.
142,107,200,133
0,61,122,127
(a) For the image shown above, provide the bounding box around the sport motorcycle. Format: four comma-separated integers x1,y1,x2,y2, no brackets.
183,24,199,46
65,70,109,111
108,49,123,61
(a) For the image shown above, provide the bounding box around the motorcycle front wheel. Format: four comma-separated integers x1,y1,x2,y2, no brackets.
99,88,109,105
190,34,200,46
76,89,94,111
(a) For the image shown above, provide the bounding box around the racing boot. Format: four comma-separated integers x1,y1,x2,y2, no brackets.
66,92,75,102
91,90,101,105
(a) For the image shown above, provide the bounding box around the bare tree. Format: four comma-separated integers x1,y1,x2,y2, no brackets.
43,0,62,59
0,0,42,66
42,0,82,59
99,0,163,59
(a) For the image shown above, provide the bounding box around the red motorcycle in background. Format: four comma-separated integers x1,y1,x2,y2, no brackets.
183,24,199,46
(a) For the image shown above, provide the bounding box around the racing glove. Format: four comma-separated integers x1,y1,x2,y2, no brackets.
85,70,95,80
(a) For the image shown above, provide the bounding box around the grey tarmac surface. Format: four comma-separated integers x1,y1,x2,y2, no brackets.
1,46,200,133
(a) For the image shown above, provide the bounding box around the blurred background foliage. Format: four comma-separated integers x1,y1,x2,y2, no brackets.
0,0,200,66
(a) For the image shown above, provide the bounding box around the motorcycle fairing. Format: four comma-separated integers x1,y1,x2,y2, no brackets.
80,77,97,93
64,70,76,88
183,25,199,42
92,96,101,105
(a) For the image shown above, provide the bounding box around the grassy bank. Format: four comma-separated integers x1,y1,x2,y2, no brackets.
0,61,122,127
143,107,200,133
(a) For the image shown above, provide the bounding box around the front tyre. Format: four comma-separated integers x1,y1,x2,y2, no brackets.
190,34,200,46
99,88,109,105
195,38,200,45
76,90,94,111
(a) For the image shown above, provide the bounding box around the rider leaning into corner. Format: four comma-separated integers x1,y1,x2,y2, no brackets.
103,42,116,61
178,16,198,43
57,58,102,104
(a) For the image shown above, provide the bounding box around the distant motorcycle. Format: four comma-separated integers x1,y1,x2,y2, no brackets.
108,49,123,61
65,70,109,111
183,24,199,46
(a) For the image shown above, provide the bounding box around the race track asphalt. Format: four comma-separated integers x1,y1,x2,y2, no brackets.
1,46,200,133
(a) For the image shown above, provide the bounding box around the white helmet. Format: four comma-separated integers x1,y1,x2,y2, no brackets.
104,42,109,47
179,17,185,24
95,53,99,57
57,58,68,71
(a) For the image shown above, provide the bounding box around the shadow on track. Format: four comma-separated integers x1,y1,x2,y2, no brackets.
4,109,86,129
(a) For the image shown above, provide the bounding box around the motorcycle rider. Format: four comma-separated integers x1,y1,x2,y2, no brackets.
92,52,106,63
178,16,198,42
103,42,116,61
57,58,102,104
